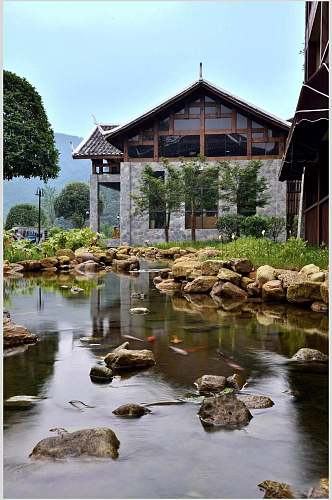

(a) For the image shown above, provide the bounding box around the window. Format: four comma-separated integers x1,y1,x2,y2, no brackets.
159,118,169,132
159,135,200,157
220,104,232,113
252,142,278,156
142,128,154,140
252,120,264,128
205,96,216,102
237,114,247,128
185,187,218,229
128,134,140,143
205,134,247,157
189,106,201,115
149,171,165,229
205,117,232,130
252,132,265,140
174,118,200,131
128,145,154,158
205,106,218,115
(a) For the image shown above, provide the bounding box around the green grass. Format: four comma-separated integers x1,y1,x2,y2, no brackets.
154,237,328,270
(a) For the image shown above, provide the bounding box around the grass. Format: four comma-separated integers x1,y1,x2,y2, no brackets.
154,237,329,270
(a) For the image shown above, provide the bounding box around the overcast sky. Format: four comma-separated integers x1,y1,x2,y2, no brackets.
4,1,305,138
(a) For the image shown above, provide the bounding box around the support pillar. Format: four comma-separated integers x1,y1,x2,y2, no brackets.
90,174,99,232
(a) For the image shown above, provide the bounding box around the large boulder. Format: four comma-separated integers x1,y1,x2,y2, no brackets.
155,279,181,292
194,375,227,394
320,282,329,304
40,257,59,268
247,282,262,297
219,282,247,300
256,265,277,285
3,314,38,349
30,428,120,460
236,394,274,409
197,248,222,259
230,258,252,274
217,268,241,285
75,260,100,274
112,257,139,273
57,255,71,266
200,260,228,276
171,258,202,279
157,247,181,258
17,260,42,272
56,248,75,260
113,404,151,417
183,276,217,294
89,365,113,383
158,268,172,279
277,270,306,288
309,272,326,282
286,282,322,304
240,276,255,291
300,264,320,277
291,348,328,362
104,343,155,371
198,394,252,427
262,280,286,301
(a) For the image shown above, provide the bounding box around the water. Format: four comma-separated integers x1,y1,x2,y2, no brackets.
4,262,328,499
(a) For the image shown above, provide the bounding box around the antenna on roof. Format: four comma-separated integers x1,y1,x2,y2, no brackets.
199,62,203,80
69,141,74,153
92,114,98,125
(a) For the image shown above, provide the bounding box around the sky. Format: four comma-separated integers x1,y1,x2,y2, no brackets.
4,1,305,138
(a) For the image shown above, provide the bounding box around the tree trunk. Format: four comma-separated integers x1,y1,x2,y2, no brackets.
165,211,171,243
191,202,196,242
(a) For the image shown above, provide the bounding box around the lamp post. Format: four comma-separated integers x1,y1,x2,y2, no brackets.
35,188,44,243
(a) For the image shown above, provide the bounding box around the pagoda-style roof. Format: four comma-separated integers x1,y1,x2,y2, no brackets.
102,78,291,143
73,125,123,159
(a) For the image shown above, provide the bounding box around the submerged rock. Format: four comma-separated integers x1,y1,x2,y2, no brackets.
112,403,151,417
89,365,113,383
291,348,328,362
236,394,274,409
104,344,155,371
194,375,227,394
198,394,252,427
258,480,297,498
30,428,120,460
5,395,44,410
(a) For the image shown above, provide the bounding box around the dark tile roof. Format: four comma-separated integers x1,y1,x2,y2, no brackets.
72,125,123,158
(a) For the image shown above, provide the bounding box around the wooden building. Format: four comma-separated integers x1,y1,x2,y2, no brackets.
279,1,329,246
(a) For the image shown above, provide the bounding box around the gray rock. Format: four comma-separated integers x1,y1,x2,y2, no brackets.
291,348,328,362
226,373,245,390
198,394,252,427
256,265,277,285
104,345,155,371
30,428,120,460
194,375,227,394
113,403,151,417
5,395,44,410
236,394,274,409
220,282,247,300
89,365,113,383
230,258,252,274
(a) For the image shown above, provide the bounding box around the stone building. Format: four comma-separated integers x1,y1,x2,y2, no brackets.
73,78,290,245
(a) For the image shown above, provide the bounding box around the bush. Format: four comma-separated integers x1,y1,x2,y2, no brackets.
41,227,101,254
268,216,286,241
216,214,243,241
240,215,270,238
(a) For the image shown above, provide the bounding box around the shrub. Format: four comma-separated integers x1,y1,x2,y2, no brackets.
267,216,286,241
240,215,270,238
41,227,101,254
216,214,243,241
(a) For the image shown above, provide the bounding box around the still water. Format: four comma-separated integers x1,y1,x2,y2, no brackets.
3,261,328,499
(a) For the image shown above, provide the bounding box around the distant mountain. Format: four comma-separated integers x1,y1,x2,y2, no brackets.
3,133,90,218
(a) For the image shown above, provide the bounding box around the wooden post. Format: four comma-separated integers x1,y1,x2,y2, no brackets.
297,166,306,239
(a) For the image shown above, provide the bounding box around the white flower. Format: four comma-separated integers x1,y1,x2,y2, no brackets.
261,229,266,236
218,235,222,240
231,233,236,240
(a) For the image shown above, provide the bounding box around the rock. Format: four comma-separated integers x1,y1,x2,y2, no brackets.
220,282,247,300
236,394,274,409
220,299,246,311
129,307,149,314
155,279,181,292
197,248,222,259
153,276,162,285
75,250,96,263
198,394,252,427
113,403,151,417
200,260,228,276
183,276,217,294
42,267,58,273
56,248,75,260
300,264,320,276
309,272,325,282
4,395,44,410
256,265,277,285
113,257,139,272
258,480,297,498
230,258,252,274
115,252,132,260
291,348,328,362
194,375,227,394
159,268,172,279
277,270,306,288
3,316,38,349
89,365,113,383
247,282,261,297
30,428,120,460
171,259,202,279
104,345,155,371
40,257,59,268
320,282,329,304
311,301,328,313
226,374,245,390
57,255,71,266
75,260,100,274
308,478,329,498
217,268,241,285
262,280,286,301
286,282,322,303
240,276,254,291
157,247,181,258
17,260,42,271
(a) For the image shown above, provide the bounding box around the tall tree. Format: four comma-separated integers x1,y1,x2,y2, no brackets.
4,70,59,181
132,160,183,242
54,182,90,229
42,186,57,227
180,157,220,241
218,159,269,215
5,204,47,229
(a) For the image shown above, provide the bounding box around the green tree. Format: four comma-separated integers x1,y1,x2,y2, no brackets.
42,186,57,227
180,157,220,241
218,160,269,216
5,203,47,229
132,160,183,242
4,70,59,181
54,182,90,229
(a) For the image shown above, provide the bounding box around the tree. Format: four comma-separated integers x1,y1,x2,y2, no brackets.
5,204,47,229
180,157,220,241
218,160,269,216
267,216,286,241
132,160,183,242
4,70,59,181
42,186,57,227
54,182,90,229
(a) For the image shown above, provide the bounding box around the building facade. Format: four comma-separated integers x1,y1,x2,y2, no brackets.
279,1,329,246
73,78,290,245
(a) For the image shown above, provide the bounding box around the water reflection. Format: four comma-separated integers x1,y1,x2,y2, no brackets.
3,263,328,499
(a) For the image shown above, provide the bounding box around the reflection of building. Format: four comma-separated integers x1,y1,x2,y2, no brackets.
280,2,329,245
73,78,291,244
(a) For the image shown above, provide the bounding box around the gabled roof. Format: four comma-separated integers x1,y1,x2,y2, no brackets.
72,124,123,159
102,78,291,142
